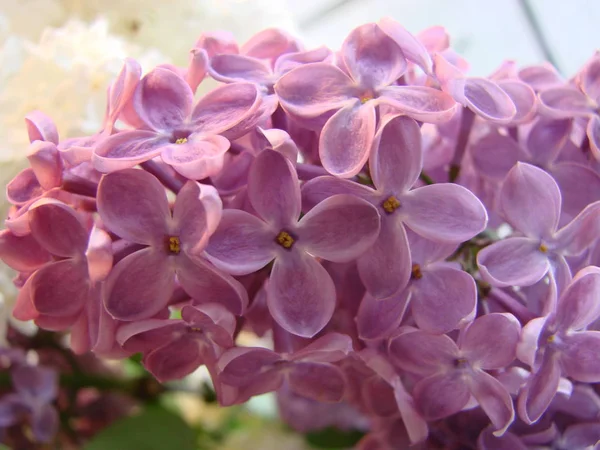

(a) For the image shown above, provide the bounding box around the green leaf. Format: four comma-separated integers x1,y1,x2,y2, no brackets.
84,406,197,450
305,427,364,449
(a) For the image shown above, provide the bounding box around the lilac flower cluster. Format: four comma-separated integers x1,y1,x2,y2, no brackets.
1,18,600,448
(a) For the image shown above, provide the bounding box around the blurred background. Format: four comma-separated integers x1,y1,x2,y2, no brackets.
0,0,598,448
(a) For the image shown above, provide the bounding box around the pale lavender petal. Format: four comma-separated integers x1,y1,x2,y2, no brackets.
145,337,204,382
378,17,432,73
105,248,174,321
538,86,595,118
133,67,192,131
560,332,600,382
414,372,470,421
499,163,561,238
31,260,89,317
380,85,458,123
589,115,600,161
290,333,353,363
268,250,335,338
209,54,273,84
400,183,487,242
288,362,346,402
172,180,210,255
554,266,600,331
298,194,380,262
341,23,407,89
526,118,572,166
406,228,457,265
357,217,411,299
273,46,333,75
369,114,422,193
274,63,355,117
97,168,169,245
518,64,563,91
517,353,560,424
301,175,378,210
357,289,411,340
388,330,458,375
461,313,520,369
242,28,300,60
497,79,536,124
93,130,165,172
205,209,276,275
195,31,238,57
161,134,230,180
471,131,522,181
467,370,515,436
248,149,301,227
554,200,600,256
25,110,59,144
551,163,600,227
411,266,476,334
456,78,516,122
319,102,376,178
477,237,550,287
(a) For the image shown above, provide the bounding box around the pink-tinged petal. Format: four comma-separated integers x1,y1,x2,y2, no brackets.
182,303,236,348
27,141,62,190
391,378,429,444
13,277,37,321
145,337,204,382
191,82,260,134
288,362,346,402
497,80,536,124
517,316,547,367
132,67,192,131
205,209,276,275
186,48,208,93
499,163,561,238
357,289,410,340
160,134,230,180
298,194,380,262
538,87,595,118
97,169,169,245
526,118,572,166
414,371,470,421
105,248,174,321
411,266,477,334
369,114,422,193
378,17,432,73
172,180,209,254
268,250,335,338
219,347,281,385
389,330,458,375
195,31,238,57
177,254,248,315
291,333,353,363
31,260,89,317
105,58,141,128
467,370,515,436
301,176,378,210
197,183,222,236
560,332,600,382
554,266,600,331
209,54,272,85
274,63,355,117
417,26,449,53
25,110,59,144
577,53,600,102
362,376,398,417
35,310,81,331
452,77,516,122
589,115,600,162
341,23,407,89
518,64,563,91
248,149,301,227
470,131,521,181
85,227,113,283
117,319,183,352
274,46,333,75
28,199,87,257
551,162,600,225
6,168,43,206
319,102,376,178
211,151,253,195
31,403,58,443
242,28,300,60
400,183,487,242
518,353,561,424
461,313,520,369
477,237,549,287
554,200,600,257
358,217,411,298
380,85,458,123
0,230,50,272
93,130,165,172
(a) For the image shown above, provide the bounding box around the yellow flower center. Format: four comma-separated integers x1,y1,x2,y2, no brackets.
360,95,373,104
276,231,295,249
175,137,188,145
539,243,548,253
167,236,181,254
411,263,423,280
382,195,401,213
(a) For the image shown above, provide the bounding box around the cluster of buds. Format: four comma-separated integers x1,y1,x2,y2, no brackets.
1,17,600,449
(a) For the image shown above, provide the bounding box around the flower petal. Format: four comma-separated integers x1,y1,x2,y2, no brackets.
517,353,560,424
97,168,169,245
561,423,600,449
301,176,378,211
6,168,43,206
172,180,210,255
275,63,355,117
133,67,192,131
471,131,521,181
182,303,236,348
551,163,600,227
526,118,572,166
205,209,276,275
105,248,174,321
499,163,561,239
298,194,380,262
25,110,59,144
31,404,58,443
357,289,411,340
369,114,422,193
248,149,301,227
560,332,600,382
0,230,51,272
357,217,411,298
456,78,517,122
267,250,335,338
145,337,204,382
341,23,407,89
400,183,487,242
380,85,458,123
538,86,594,118
209,54,272,85
31,260,89,317
93,130,165,173
161,134,230,180
467,370,515,436
497,79,536,124
477,428,527,450
319,102,376,178
219,347,282,386
388,330,458,375
589,115,600,161
378,17,432,73
411,266,477,334
477,237,549,287
27,141,63,190
105,58,142,128
554,266,600,331
288,362,346,402
290,333,353,363
414,372,470,421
